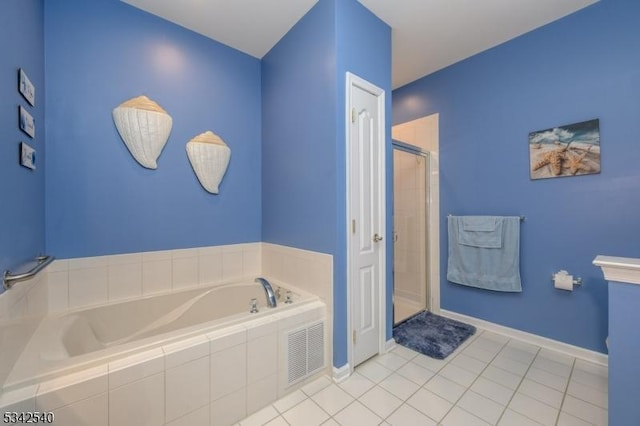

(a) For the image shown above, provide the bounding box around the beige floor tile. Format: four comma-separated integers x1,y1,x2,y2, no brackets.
333,401,382,426
358,386,403,419
386,403,437,426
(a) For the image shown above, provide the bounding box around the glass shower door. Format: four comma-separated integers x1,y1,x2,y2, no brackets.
393,144,429,325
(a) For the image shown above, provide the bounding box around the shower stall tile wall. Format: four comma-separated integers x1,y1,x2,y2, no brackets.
391,114,441,322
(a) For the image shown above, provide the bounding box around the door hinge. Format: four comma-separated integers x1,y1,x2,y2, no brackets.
352,219,356,234
352,330,357,344
351,107,357,123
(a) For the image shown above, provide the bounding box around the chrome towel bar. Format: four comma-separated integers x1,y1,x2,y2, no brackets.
448,214,525,222
3,255,55,290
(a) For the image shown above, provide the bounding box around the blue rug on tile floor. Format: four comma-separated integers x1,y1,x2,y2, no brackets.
393,311,476,360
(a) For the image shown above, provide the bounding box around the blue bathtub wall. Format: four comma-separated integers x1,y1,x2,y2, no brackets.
0,0,46,294
262,0,391,368
44,0,262,259
261,0,338,256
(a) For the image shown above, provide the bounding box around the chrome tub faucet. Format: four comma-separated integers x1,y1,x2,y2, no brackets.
255,277,277,308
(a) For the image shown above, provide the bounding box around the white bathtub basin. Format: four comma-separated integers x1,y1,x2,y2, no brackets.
4,279,312,391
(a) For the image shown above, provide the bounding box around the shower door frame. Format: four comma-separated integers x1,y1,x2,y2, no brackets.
392,140,431,323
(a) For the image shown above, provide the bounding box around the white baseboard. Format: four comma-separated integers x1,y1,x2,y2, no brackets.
332,363,351,383
334,339,395,384
384,338,397,353
440,309,608,367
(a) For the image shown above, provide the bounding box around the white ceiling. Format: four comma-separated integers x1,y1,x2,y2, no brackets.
362,0,598,88
122,0,598,89
121,0,318,59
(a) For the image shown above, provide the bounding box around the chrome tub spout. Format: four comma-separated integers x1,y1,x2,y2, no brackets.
255,277,277,308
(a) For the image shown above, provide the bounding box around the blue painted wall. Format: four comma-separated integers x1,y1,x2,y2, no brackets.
0,0,45,294
393,0,640,353
262,0,342,364
261,0,337,255
262,0,391,367
608,280,640,425
334,0,392,364
45,0,262,258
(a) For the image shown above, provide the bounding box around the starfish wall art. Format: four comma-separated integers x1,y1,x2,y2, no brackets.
528,119,601,180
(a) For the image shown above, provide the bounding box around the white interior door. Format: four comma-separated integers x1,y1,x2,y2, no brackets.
347,73,385,368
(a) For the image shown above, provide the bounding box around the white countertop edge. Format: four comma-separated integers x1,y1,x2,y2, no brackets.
593,255,640,285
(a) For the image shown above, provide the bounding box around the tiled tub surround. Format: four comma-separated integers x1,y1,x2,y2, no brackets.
1,298,328,426
261,243,332,309
0,273,48,394
0,242,333,425
261,243,334,373
5,280,315,390
46,243,263,313
46,243,333,316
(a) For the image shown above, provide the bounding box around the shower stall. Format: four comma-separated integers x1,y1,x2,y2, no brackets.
393,141,429,324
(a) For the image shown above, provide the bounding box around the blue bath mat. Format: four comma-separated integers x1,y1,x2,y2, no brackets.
393,311,476,359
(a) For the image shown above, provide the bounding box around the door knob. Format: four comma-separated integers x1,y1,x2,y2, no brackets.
373,233,383,242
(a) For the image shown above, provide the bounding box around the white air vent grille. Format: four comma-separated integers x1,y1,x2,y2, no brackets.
307,322,324,373
287,328,308,384
286,321,325,385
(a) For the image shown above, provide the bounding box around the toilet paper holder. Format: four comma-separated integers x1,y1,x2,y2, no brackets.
552,270,583,286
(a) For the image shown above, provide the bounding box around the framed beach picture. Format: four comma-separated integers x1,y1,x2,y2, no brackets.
19,105,35,138
529,119,600,180
18,68,35,106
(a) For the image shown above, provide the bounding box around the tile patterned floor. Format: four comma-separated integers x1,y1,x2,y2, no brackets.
237,329,608,426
